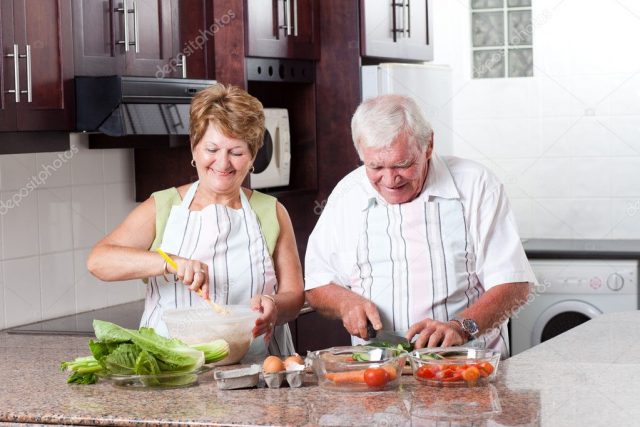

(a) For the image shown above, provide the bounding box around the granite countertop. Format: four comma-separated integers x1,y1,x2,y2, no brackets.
1,312,640,426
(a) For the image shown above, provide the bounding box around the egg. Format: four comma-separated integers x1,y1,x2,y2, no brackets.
283,354,304,369
262,355,285,373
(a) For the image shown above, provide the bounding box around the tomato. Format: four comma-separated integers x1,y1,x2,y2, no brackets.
364,367,390,388
462,366,480,382
478,362,494,376
416,366,435,379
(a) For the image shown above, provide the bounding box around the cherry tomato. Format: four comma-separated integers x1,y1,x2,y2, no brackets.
478,362,494,376
462,366,480,382
364,367,390,388
416,366,435,379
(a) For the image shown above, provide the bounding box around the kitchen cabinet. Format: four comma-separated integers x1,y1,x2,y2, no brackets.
0,0,74,131
360,0,433,62
73,0,180,77
246,0,320,60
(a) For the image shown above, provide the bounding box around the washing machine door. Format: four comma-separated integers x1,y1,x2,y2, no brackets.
532,300,602,346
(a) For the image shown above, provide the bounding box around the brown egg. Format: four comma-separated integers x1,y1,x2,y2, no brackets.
284,354,304,369
262,355,285,373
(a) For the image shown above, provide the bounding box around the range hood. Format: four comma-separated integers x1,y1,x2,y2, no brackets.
75,76,215,137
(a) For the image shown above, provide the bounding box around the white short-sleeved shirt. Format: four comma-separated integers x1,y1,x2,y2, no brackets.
305,153,535,353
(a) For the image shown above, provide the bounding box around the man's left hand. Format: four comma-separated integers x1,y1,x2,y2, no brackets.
406,318,466,348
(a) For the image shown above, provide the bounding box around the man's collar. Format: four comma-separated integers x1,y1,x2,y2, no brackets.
362,153,460,210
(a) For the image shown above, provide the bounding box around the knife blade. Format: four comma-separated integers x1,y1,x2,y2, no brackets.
373,330,410,347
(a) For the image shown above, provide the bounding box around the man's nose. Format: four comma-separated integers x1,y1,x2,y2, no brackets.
381,169,400,185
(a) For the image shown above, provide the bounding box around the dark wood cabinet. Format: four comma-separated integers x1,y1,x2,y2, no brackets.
360,0,433,62
73,0,180,77
1,0,74,131
246,0,320,60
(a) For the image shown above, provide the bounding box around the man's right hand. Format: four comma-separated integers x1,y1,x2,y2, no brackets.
338,293,383,340
306,284,384,339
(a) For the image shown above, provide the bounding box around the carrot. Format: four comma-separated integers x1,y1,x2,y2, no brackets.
324,370,366,383
325,364,398,384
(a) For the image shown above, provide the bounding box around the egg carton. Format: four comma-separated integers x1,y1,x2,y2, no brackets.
262,364,305,388
213,364,261,390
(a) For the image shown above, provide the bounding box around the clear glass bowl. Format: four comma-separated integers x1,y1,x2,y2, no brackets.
409,347,500,387
306,346,408,392
162,305,259,365
97,365,213,389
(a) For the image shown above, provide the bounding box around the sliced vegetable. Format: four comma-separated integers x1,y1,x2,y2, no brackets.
325,369,366,384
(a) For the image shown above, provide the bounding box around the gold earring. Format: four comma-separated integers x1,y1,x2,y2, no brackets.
250,165,255,173
191,159,196,167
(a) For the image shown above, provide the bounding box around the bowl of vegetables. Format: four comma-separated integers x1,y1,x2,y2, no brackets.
409,347,500,387
163,305,259,366
306,346,407,392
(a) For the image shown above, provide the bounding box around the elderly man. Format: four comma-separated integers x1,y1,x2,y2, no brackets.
305,94,534,356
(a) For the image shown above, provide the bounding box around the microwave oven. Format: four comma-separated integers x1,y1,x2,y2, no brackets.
250,108,291,189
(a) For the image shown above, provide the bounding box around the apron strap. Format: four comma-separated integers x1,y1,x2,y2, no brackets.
181,181,199,208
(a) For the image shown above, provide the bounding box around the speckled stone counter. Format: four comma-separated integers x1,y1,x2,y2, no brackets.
1,311,639,426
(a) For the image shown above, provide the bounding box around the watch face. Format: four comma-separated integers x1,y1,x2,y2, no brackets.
462,319,479,335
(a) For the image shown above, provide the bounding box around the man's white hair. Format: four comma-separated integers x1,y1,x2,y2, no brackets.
351,94,433,158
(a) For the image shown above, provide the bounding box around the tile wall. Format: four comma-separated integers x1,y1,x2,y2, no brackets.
433,0,640,239
0,134,143,329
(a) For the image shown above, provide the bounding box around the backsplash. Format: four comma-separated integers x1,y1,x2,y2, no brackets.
433,0,640,239
0,134,143,329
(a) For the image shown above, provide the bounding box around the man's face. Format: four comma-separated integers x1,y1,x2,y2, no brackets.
361,135,432,204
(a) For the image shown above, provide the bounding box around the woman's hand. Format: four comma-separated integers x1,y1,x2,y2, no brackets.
166,256,210,299
250,295,278,343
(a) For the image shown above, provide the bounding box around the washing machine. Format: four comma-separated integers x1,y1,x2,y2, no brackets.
511,259,638,356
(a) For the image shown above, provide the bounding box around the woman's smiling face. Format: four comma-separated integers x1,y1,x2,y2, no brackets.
192,123,253,195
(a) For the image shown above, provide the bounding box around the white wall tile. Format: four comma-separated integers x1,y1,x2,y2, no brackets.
70,135,104,186
509,197,533,238
74,249,108,313
40,251,75,319
608,198,640,239
103,149,134,184
72,184,106,249
569,158,611,198
105,182,136,234
37,187,73,254
3,256,41,328
608,116,640,156
107,280,144,306
566,199,612,239
518,158,573,199
563,117,612,157
0,154,36,191
35,151,72,188
530,199,574,238
1,190,39,259
610,158,640,198
609,73,640,116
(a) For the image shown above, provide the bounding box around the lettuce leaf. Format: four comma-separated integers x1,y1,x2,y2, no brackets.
93,320,204,373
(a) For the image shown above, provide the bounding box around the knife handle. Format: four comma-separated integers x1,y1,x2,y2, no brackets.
366,319,377,339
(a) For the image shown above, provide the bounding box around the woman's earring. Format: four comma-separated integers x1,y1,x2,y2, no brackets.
250,165,255,173
191,159,196,168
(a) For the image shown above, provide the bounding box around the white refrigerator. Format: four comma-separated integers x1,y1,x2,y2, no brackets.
361,63,453,156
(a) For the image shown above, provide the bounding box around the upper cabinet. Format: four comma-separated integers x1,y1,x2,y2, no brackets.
360,0,433,62
246,0,320,60
0,0,74,131
73,0,181,77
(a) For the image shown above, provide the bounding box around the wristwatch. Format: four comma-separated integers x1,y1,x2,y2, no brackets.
450,317,480,339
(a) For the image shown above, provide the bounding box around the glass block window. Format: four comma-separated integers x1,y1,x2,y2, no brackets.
471,0,533,78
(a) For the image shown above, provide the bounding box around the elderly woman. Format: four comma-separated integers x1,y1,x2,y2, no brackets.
87,84,304,359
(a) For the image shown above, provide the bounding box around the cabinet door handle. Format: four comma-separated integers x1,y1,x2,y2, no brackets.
132,0,140,53
404,0,411,37
4,44,20,103
18,44,32,102
391,2,404,41
279,0,291,36
114,0,130,52
176,53,187,78
292,0,298,36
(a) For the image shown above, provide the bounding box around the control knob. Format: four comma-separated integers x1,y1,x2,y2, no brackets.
606,273,624,291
